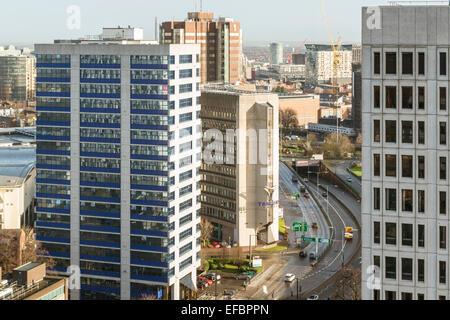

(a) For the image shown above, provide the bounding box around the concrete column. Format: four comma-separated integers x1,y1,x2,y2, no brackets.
70,53,81,301
120,55,131,300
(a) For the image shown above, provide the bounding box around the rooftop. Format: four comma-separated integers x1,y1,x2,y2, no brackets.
0,147,35,188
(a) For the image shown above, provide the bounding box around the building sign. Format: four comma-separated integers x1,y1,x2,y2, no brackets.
258,200,280,207
252,259,263,268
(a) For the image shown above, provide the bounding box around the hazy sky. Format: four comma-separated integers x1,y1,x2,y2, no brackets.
0,0,387,47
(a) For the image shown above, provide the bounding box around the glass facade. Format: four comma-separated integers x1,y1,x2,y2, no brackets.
36,46,200,300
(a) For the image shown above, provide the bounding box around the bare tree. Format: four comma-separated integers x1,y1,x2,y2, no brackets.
0,230,21,275
22,226,56,269
334,266,361,300
199,218,214,248
0,227,55,276
322,133,354,159
280,108,298,129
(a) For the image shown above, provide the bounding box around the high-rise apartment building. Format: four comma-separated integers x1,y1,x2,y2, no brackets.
34,27,201,300
305,44,353,84
199,86,279,246
0,46,36,102
161,12,242,84
362,5,450,300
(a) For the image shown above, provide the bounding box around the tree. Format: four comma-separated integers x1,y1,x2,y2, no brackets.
322,133,354,159
0,227,55,276
199,219,214,248
272,86,288,94
334,266,361,300
280,108,298,129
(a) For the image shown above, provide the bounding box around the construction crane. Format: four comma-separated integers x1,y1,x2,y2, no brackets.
319,0,342,173
287,38,309,64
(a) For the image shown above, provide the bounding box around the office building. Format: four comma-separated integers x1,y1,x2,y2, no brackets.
161,12,242,84
362,5,450,300
199,85,279,247
34,27,201,300
270,43,283,65
0,46,36,102
0,147,36,229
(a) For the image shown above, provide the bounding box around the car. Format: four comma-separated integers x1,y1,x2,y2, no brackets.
344,232,354,240
303,178,309,183
198,277,212,286
304,193,310,199
234,273,251,280
322,191,327,197
300,186,306,193
292,177,299,183
211,242,221,248
204,273,217,281
307,295,319,300
347,177,352,182
309,252,317,260
299,250,306,258
284,273,296,282
312,222,318,230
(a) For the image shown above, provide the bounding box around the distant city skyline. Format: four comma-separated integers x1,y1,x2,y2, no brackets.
0,0,385,48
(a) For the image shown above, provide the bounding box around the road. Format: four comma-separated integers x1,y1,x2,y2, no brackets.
235,162,360,300
329,160,361,195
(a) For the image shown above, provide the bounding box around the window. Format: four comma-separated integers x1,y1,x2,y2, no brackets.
179,69,193,79
402,155,413,178
418,224,425,247
440,87,447,111
374,86,381,108
374,52,381,74
440,52,447,76
440,157,447,180
386,291,396,300
374,255,381,268
179,113,192,123
386,154,397,177
418,190,425,213
418,52,425,75
401,121,413,144
385,256,397,279
401,190,413,212
418,121,425,144
418,259,425,282
401,258,413,280
374,120,380,142
401,87,413,109
374,188,381,210
402,52,413,75
374,154,381,176
374,221,380,244
418,293,425,300
179,84,193,93
386,223,397,245
179,98,193,108
385,120,396,143
402,224,413,246
401,292,413,300
440,261,446,284
386,189,397,211
418,156,425,179
440,191,447,215
386,86,397,108
441,122,447,145
418,86,425,110
386,52,397,74
179,55,193,64
440,226,447,249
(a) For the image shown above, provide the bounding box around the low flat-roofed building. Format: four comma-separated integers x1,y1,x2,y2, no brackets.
0,262,68,300
278,94,320,129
